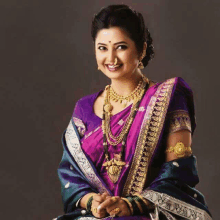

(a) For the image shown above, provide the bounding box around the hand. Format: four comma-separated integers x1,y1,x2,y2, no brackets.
97,196,132,217
91,192,109,218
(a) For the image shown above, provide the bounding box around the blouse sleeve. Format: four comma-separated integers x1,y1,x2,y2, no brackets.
72,100,86,138
165,77,196,135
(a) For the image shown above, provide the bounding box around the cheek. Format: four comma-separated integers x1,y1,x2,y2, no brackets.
123,52,138,65
96,52,105,63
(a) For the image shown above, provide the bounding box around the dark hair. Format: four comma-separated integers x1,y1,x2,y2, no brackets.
91,4,155,67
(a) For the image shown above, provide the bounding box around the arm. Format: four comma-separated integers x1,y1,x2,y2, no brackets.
57,142,97,213
139,78,211,219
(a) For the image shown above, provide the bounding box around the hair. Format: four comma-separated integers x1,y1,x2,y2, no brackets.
91,4,155,68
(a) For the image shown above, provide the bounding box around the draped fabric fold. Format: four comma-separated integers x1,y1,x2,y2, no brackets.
55,77,212,220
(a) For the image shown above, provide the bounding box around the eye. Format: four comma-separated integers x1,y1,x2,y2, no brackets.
98,46,106,51
117,45,127,50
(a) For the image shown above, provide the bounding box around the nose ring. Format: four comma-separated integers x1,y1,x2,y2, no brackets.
114,57,118,65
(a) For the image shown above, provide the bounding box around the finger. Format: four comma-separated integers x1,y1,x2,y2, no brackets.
97,196,120,212
92,201,107,218
102,191,110,196
93,194,104,202
109,207,122,217
107,199,131,217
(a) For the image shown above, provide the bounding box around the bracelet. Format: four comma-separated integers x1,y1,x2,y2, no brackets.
127,197,140,216
86,196,94,214
121,197,134,215
134,193,155,211
133,197,144,214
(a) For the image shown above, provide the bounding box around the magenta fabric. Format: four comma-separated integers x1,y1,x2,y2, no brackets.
72,77,195,196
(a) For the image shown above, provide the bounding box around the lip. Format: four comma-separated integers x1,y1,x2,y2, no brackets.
105,64,123,71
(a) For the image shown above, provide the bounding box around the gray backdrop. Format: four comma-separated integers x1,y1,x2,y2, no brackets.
1,0,219,219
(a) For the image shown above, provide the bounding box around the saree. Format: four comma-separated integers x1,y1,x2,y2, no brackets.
55,77,212,220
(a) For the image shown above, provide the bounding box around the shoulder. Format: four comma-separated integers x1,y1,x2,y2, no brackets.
74,90,103,110
72,90,103,121
160,77,193,94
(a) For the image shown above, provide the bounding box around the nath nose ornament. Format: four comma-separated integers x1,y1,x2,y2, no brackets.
114,57,118,65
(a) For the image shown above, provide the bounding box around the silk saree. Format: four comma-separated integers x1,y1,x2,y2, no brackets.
55,77,212,220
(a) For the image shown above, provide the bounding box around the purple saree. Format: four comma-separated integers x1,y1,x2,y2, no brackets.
56,77,212,220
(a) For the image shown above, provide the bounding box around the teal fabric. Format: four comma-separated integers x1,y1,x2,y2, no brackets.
148,155,212,217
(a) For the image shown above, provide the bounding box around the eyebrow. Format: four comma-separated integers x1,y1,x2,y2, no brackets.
97,41,128,46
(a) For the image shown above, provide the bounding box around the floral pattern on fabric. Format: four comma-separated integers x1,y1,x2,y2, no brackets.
72,117,86,138
167,110,192,133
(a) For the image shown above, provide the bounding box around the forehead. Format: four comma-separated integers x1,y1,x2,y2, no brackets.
95,26,131,44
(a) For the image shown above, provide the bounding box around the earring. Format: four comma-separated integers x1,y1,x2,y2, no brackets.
138,52,145,69
138,60,144,69
97,66,100,70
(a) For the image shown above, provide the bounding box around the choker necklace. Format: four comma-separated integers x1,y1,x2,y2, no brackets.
102,76,149,183
109,80,143,108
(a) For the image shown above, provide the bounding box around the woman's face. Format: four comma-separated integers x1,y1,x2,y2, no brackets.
95,26,141,80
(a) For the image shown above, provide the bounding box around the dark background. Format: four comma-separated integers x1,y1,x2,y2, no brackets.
1,0,219,219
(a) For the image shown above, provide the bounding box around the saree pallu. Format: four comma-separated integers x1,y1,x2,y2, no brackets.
55,77,212,220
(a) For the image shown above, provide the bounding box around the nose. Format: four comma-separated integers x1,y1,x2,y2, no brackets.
106,48,116,64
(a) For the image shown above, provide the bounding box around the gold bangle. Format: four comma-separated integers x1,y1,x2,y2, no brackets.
121,197,133,215
166,142,192,158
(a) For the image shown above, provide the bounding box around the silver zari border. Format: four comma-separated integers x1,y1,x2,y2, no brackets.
65,120,108,194
142,190,212,220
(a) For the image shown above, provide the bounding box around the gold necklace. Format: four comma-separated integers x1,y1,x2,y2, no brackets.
109,79,143,108
103,77,148,146
102,77,149,183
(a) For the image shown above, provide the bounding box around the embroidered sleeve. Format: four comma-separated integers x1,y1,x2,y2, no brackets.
167,110,191,133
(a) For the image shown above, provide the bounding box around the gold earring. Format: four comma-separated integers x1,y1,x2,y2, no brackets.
97,66,100,70
138,60,144,69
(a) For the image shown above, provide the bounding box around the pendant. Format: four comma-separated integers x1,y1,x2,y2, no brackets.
122,100,127,108
102,155,126,183
104,103,113,113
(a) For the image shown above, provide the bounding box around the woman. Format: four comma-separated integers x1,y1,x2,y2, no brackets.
55,4,212,220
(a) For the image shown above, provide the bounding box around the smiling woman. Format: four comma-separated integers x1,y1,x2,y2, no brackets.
54,4,212,220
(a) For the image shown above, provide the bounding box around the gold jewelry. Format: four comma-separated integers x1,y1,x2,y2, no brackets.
166,142,192,158
102,77,149,183
111,197,117,202
93,207,97,213
97,66,100,70
121,198,133,215
109,79,143,107
104,80,146,146
102,83,145,182
138,51,146,69
138,60,144,69
111,207,121,216
102,156,126,183
114,57,118,65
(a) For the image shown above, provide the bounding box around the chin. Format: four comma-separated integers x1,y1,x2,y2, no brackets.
104,71,127,80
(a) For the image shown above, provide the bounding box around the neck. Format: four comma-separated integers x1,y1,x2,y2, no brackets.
110,70,144,96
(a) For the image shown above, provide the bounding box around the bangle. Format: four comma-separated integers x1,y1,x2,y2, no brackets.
121,197,133,215
133,197,144,214
86,196,93,214
127,197,140,216
134,193,155,211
